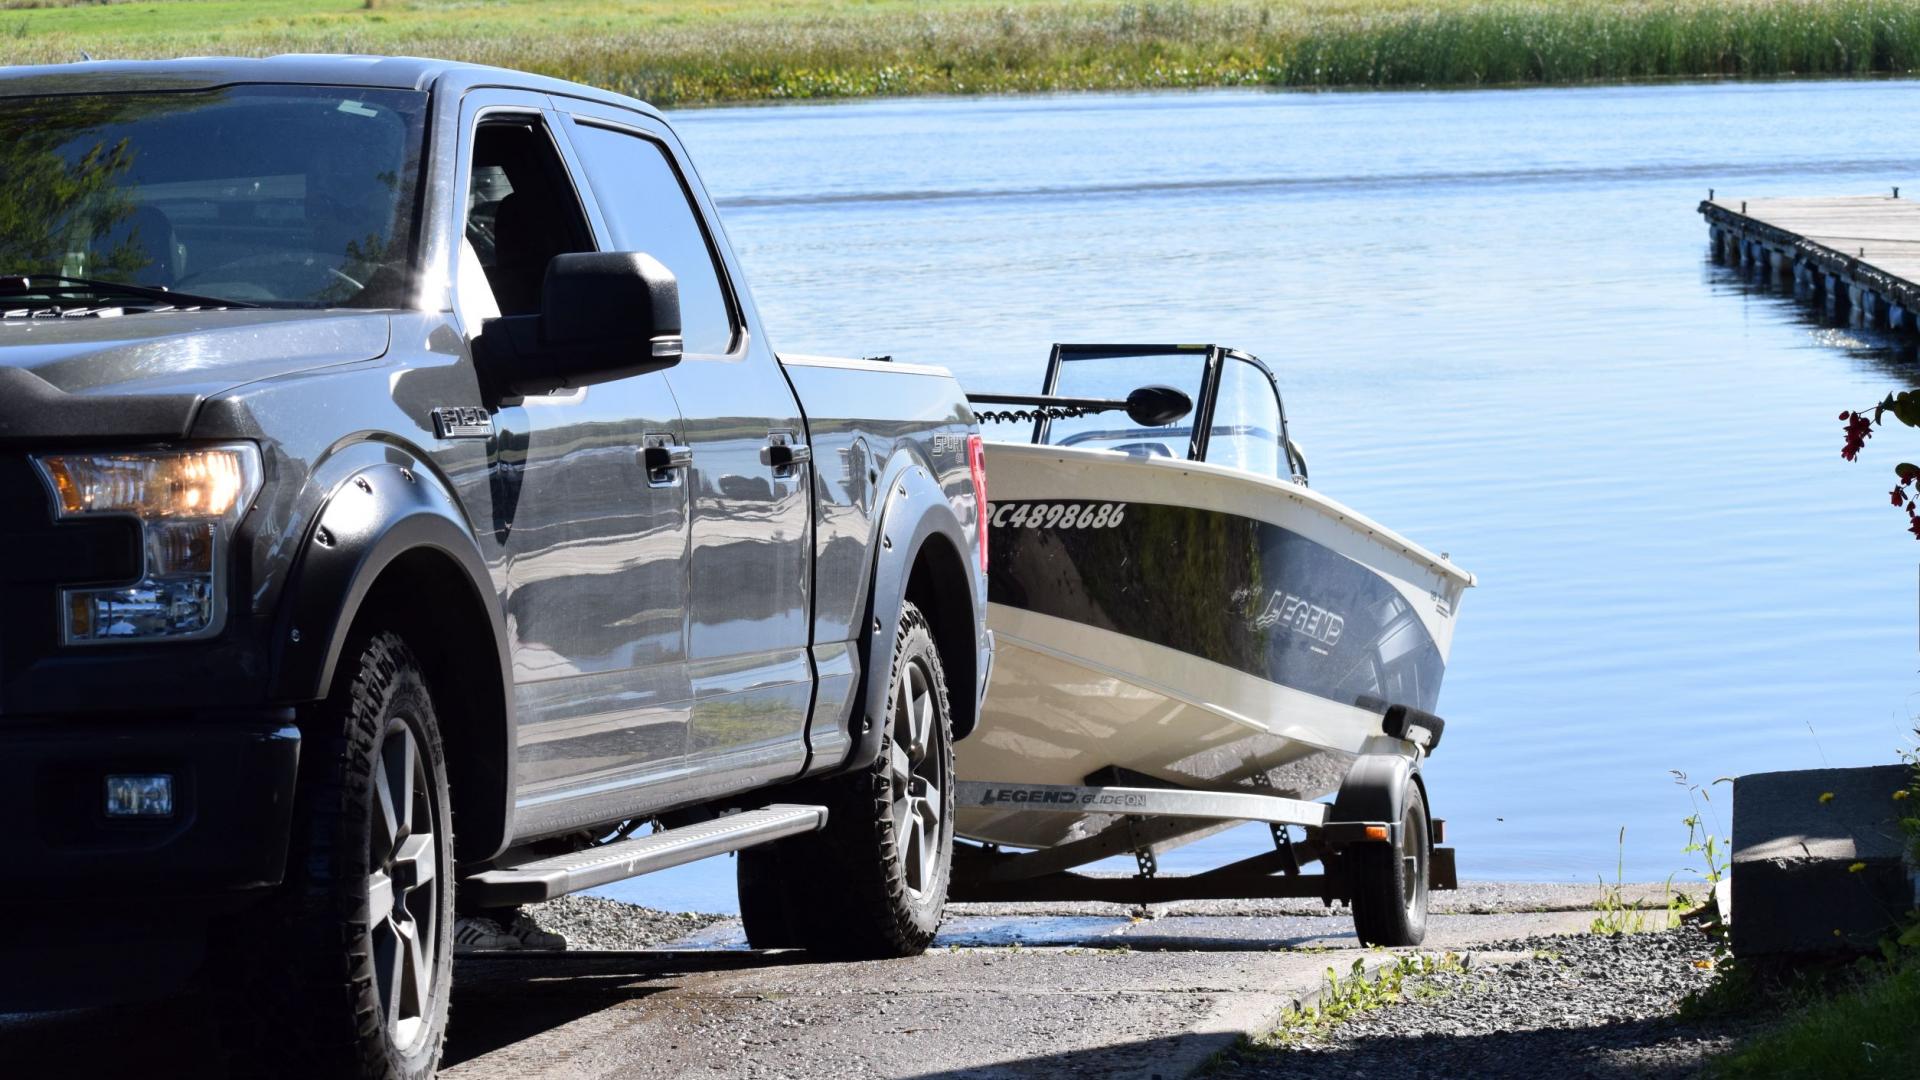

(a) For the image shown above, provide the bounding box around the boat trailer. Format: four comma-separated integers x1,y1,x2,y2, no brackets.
948,766,1457,907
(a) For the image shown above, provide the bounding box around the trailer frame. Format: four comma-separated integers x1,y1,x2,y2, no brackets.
948,774,1457,907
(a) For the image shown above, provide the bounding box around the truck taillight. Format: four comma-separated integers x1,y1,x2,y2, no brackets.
967,433,988,573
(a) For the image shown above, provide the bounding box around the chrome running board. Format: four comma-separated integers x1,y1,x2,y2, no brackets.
464,804,828,906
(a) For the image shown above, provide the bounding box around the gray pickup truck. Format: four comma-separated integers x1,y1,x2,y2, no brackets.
0,55,990,1077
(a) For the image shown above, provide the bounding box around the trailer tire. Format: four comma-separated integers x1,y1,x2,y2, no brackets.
1349,777,1430,947
218,631,454,1079
737,602,954,958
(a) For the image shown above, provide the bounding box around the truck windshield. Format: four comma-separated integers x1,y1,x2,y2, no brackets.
0,84,427,309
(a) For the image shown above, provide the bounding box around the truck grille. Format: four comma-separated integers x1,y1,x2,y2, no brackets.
0,454,140,690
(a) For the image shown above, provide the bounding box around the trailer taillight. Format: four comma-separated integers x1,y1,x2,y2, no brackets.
967,434,988,573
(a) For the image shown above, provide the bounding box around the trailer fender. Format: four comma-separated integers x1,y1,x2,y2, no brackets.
1325,753,1423,847
847,456,975,772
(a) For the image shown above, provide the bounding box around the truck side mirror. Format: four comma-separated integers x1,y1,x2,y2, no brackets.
476,251,684,399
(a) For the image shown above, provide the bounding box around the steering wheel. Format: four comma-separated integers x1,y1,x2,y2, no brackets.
1110,442,1175,459
176,251,365,300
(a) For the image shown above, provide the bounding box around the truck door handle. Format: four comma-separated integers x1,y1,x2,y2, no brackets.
760,439,812,474
641,442,692,485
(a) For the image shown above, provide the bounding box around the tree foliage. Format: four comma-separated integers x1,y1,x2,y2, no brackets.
1838,393,1920,539
0,95,156,281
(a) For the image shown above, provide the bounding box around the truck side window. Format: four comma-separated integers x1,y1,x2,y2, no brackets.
465,119,592,316
566,122,736,357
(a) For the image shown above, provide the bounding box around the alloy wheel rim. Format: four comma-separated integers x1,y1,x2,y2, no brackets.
367,716,440,1053
887,656,945,899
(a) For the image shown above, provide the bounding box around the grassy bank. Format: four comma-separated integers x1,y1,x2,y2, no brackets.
1712,963,1920,1078
3,0,1920,106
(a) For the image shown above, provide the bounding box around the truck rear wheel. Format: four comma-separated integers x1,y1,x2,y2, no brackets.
1349,778,1431,947
224,632,454,1078
738,602,954,957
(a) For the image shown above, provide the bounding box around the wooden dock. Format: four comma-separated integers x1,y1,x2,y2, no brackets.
1698,194,1920,329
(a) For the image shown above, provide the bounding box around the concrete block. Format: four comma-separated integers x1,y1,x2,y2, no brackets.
1730,765,1916,958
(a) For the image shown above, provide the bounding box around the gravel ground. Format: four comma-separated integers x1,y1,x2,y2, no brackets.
520,895,725,950
1219,927,1760,1079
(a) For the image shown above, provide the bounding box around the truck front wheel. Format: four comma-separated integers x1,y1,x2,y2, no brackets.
225,631,454,1078
738,601,955,957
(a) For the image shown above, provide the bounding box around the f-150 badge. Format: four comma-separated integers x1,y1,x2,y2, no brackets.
432,406,493,440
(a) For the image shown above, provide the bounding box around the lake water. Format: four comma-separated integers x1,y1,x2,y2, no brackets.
598,80,1920,914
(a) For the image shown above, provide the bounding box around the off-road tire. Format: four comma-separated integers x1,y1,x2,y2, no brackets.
1349,778,1431,947
221,632,454,1079
737,602,955,957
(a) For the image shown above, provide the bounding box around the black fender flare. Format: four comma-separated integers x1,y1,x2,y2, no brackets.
267,450,516,861
845,454,978,772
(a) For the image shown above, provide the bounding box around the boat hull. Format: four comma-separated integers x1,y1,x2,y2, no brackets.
956,442,1471,851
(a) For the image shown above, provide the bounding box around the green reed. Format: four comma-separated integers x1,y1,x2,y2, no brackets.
6,1,1920,106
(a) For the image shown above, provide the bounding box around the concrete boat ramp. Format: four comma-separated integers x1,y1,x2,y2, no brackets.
0,883,1663,1079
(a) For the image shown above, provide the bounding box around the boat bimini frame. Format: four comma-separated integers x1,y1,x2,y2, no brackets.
948,705,1457,906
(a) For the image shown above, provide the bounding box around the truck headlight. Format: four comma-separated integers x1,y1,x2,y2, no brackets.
33,444,263,644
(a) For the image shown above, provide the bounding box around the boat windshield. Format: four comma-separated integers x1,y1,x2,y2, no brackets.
1206,355,1286,478
0,84,428,309
1038,345,1292,479
1043,347,1210,459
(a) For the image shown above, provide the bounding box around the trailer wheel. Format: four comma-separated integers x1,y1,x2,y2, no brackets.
737,602,954,957
1349,778,1430,947
219,632,454,1078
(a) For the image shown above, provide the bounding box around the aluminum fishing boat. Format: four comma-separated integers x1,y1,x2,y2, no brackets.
952,344,1473,945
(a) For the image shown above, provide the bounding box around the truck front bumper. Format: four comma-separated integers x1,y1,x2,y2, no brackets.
0,711,300,1010
0,710,301,899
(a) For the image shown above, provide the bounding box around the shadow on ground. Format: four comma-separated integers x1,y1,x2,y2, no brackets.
442,949,808,1068
0,949,806,1078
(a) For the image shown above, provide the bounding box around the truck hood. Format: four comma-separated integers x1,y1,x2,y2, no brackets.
0,310,391,441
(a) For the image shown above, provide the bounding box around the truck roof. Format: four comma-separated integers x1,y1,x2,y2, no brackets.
0,53,663,119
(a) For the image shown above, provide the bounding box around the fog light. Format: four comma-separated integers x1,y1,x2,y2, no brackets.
105,774,173,818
